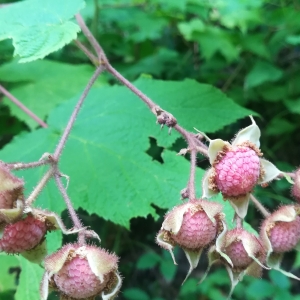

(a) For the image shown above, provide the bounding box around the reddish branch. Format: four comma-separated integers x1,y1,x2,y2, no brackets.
0,84,47,128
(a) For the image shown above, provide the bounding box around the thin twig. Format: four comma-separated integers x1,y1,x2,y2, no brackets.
0,84,47,128
106,64,156,110
26,168,54,206
75,14,107,61
53,66,104,160
188,150,197,200
75,14,210,160
74,40,98,65
54,171,85,244
236,215,243,228
6,159,50,170
222,61,244,92
250,194,270,218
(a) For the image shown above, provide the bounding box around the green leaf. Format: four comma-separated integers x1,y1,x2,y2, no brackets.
197,27,240,62
0,59,107,129
294,251,300,268
265,118,295,136
47,230,63,254
245,61,283,89
284,98,300,114
269,269,291,289
0,79,253,228
178,19,205,41
123,288,150,300
137,252,161,270
241,34,270,59
14,256,44,300
245,279,274,298
0,0,85,62
0,254,19,292
286,35,300,45
159,255,177,282
259,85,288,102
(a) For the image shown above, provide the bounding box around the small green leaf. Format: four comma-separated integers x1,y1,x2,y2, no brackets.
159,252,177,281
245,61,283,89
14,256,44,300
269,269,291,289
0,0,85,62
286,35,300,45
245,279,274,298
123,288,150,300
178,19,205,41
284,98,300,115
137,252,161,270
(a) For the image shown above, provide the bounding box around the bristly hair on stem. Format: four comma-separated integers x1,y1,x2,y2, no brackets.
53,65,105,160
0,84,47,128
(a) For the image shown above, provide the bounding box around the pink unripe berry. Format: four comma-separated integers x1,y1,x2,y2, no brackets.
0,215,46,253
225,240,253,269
269,216,300,253
172,209,217,249
54,256,109,299
222,228,264,272
214,146,260,197
42,244,121,300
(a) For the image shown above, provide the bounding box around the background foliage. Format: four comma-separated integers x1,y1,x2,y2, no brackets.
0,0,300,299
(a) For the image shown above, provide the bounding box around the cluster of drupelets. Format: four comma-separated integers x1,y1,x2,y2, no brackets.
0,162,121,300
157,117,300,298
1,117,300,300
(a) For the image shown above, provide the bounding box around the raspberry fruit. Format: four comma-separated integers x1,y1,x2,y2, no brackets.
41,244,122,300
54,256,110,299
214,146,261,197
156,200,224,283
268,216,300,253
0,214,46,253
222,228,264,272
226,240,253,269
172,209,217,249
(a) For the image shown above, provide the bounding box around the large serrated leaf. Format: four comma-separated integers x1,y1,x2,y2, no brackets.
0,254,19,292
0,0,85,62
0,79,254,228
14,256,44,300
0,59,107,129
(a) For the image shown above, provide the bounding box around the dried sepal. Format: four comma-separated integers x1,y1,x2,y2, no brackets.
200,227,267,299
202,116,281,219
260,205,300,279
0,161,24,224
28,207,100,240
156,200,224,282
42,244,121,300
0,198,24,224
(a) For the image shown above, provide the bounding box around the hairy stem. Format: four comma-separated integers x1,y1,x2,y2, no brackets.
75,14,107,61
236,215,243,228
0,84,47,128
250,194,270,217
53,172,82,229
74,40,98,65
6,159,50,170
188,149,197,200
26,168,54,206
54,172,85,244
53,66,104,160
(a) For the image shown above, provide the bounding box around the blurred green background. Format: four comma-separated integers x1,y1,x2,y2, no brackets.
1,0,300,299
